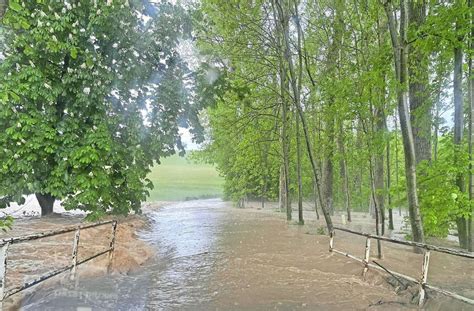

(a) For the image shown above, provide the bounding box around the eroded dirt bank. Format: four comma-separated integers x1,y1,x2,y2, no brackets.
0,212,155,310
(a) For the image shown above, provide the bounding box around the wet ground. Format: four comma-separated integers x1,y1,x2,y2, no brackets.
8,199,474,310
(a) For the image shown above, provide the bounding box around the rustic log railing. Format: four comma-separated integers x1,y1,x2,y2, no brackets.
329,226,474,306
0,220,117,301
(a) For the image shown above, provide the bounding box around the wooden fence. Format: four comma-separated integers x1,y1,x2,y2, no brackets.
329,226,474,306
0,220,117,301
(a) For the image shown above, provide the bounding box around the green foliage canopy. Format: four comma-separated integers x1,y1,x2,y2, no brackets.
0,0,199,219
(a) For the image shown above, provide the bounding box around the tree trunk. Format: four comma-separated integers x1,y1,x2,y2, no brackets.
369,157,383,258
321,0,343,218
356,167,363,210
296,108,334,233
0,0,7,20
375,109,386,235
281,55,291,221
261,144,269,209
290,0,305,226
387,134,394,230
385,0,425,244
343,164,351,222
394,115,402,216
408,0,431,165
433,91,441,162
374,160,385,233
376,16,389,231
356,121,365,210
296,112,304,225
35,193,55,216
283,137,291,221
276,0,334,233
313,177,320,220
279,164,284,213
272,0,291,221
338,124,351,222
468,57,473,249
323,156,334,216
453,31,467,248
468,0,474,251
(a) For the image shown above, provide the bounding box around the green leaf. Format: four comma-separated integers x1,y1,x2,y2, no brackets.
70,47,78,59
9,1,22,12
1,92,8,102
86,57,93,68
20,19,30,29
9,92,20,101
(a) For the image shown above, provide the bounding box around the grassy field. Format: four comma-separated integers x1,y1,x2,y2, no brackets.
146,154,223,202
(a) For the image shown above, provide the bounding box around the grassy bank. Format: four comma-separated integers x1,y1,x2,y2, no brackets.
146,154,223,202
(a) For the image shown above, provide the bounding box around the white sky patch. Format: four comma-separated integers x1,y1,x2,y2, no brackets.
177,39,200,71
136,10,152,24
205,67,220,84
159,58,167,66
130,89,139,98
179,127,200,150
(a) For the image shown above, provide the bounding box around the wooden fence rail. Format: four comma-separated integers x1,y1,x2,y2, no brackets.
330,226,474,306
0,220,117,301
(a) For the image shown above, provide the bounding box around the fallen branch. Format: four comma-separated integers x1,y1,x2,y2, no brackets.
372,260,413,296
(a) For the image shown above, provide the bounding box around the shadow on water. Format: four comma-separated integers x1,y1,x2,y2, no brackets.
19,199,228,311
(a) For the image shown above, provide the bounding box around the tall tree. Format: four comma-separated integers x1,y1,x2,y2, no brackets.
408,0,431,165
272,0,293,221
453,0,467,248
374,107,386,235
321,0,344,217
338,124,351,222
279,0,335,231
468,0,474,252
296,112,304,225
387,128,394,230
385,0,425,243
0,0,196,217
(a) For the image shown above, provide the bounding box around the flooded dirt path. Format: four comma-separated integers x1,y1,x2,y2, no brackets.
16,199,473,310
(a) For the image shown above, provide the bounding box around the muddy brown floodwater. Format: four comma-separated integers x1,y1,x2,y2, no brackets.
11,199,474,310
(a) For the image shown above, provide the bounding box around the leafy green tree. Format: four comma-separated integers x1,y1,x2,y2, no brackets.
418,135,471,238
0,0,197,218
193,0,473,249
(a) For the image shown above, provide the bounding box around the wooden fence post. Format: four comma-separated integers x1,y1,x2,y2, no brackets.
0,242,10,301
329,233,334,252
70,229,81,281
418,250,431,306
107,221,118,273
363,237,371,277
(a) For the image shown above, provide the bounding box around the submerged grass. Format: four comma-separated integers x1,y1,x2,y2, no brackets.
146,154,223,202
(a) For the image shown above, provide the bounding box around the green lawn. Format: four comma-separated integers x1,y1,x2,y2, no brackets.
146,154,224,202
